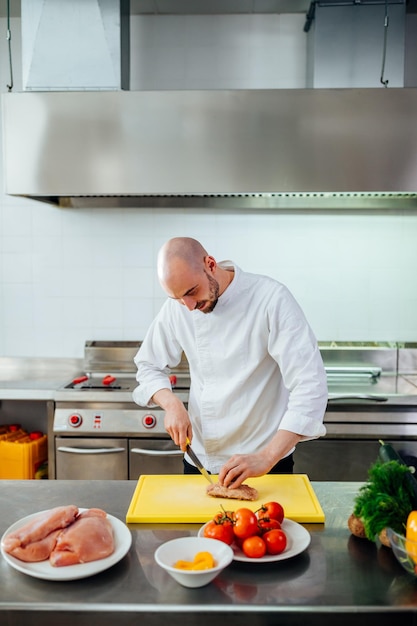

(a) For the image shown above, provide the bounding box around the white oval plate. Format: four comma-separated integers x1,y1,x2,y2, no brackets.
1,508,132,581
198,518,311,563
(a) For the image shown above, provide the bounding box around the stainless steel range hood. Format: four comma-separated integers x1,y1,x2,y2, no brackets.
3,88,417,210
3,0,417,210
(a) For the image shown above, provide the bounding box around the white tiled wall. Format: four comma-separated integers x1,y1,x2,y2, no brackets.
0,14,416,358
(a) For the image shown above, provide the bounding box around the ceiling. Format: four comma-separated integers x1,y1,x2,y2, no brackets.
1,1,311,18
4,1,417,17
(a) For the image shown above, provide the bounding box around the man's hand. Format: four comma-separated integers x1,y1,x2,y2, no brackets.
218,429,302,488
164,403,192,450
218,452,273,489
151,388,192,450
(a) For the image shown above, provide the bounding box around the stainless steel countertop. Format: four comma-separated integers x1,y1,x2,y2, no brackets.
1,355,417,404
327,374,417,405
0,480,416,626
0,357,82,400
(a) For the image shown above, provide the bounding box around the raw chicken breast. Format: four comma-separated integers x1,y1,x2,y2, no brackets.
7,529,62,563
2,505,79,555
49,508,114,567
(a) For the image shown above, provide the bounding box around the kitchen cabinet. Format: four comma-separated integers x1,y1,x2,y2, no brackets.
1,480,416,626
0,358,81,480
0,399,52,434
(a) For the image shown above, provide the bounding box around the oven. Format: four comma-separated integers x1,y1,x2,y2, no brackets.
52,341,190,480
294,407,417,481
294,345,417,481
53,405,186,480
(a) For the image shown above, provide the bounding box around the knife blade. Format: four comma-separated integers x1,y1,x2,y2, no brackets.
186,438,213,484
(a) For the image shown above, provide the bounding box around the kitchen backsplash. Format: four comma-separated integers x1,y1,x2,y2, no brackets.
0,13,416,357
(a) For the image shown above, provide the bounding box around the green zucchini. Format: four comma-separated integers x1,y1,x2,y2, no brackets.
379,440,407,464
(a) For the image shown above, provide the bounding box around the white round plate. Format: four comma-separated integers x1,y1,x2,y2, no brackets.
198,518,310,563
0,508,132,581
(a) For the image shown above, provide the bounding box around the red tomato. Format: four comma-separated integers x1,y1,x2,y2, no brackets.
263,529,287,555
257,501,284,524
257,516,281,534
213,510,235,525
203,519,234,545
233,508,259,540
242,535,266,559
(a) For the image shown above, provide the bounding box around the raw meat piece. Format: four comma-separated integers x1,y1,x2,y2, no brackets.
49,508,114,567
6,529,61,563
206,482,258,501
2,505,79,554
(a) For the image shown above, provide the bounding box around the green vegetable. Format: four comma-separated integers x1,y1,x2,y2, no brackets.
353,460,415,541
379,439,403,464
379,440,417,509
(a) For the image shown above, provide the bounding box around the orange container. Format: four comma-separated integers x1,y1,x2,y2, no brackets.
0,427,48,479
0,429,26,441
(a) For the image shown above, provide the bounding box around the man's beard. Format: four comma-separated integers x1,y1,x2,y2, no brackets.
196,271,220,313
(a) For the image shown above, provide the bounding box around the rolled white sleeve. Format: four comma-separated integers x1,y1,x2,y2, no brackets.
267,286,328,439
133,304,184,407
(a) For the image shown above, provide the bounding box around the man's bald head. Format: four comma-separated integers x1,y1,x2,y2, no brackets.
157,237,208,285
156,237,232,313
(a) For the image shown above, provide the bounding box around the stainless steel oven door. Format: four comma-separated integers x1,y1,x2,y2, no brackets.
293,407,417,481
129,438,184,479
294,439,383,481
55,437,128,480
294,438,417,481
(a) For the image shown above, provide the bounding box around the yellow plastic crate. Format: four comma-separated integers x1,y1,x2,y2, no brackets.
0,432,48,479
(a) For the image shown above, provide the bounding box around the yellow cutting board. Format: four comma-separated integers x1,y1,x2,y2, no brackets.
126,474,325,523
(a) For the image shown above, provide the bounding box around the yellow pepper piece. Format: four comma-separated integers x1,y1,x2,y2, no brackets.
174,559,194,570
173,551,216,570
192,551,215,569
406,511,417,563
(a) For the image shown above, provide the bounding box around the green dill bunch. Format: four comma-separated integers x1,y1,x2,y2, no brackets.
353,460,415,541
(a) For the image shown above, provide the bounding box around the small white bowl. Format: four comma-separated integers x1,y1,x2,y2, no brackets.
154,536,234,588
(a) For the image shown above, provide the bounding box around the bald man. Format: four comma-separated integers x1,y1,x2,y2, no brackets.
133,237,327,489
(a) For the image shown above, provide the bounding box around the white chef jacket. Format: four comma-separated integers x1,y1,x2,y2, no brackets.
133,262,328,473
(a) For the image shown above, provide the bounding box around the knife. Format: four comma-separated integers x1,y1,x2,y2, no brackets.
185,438,213,484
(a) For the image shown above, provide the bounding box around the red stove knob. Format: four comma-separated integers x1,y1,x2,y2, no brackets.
102,375,116,386
68,413,82,428
169,375,177,388
72,375,88,385
142,414,156,429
